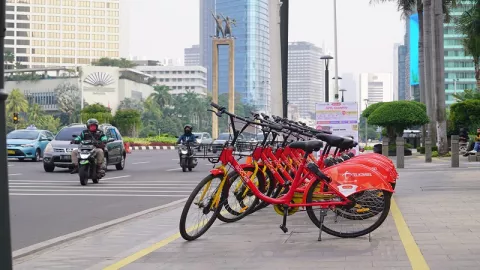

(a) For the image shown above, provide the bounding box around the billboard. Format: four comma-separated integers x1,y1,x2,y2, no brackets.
409,13,419,86
315,102,359,154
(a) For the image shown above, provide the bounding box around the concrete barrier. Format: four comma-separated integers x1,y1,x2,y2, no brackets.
396,137,404,168
451,135,459,168
382,138,389,157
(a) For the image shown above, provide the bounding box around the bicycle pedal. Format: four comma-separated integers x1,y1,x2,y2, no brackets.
279,224,288,233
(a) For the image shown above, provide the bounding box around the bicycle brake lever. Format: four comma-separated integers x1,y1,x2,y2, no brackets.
207,109,222,117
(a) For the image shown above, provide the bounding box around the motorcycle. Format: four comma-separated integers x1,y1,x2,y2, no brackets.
178,142,197,172
76,138,112,185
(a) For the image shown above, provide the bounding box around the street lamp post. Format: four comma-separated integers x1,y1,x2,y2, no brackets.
320,55,333,102
0,0,14,268
333,0,339,101
364,98,369,146
339,89,347,102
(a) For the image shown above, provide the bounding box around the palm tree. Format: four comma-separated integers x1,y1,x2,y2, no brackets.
27,103,44,124
453,89,480,100
150,85,172,108
6,89,28,116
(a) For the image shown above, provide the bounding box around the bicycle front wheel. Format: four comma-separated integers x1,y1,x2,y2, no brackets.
179,174,225,241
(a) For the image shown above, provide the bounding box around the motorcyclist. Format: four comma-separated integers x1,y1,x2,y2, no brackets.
70,119,108,174
177,124,196,144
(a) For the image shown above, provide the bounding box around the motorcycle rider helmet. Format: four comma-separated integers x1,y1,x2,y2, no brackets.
184,124,193,133
86,118,99,132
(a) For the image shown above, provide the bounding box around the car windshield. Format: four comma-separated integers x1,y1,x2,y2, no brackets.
217,133,231,140
55,126,85,141
7,130,39,140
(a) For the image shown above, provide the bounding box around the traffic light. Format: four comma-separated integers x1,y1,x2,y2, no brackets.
13,113,18,124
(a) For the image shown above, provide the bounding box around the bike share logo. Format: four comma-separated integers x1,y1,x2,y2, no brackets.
342,171,373,178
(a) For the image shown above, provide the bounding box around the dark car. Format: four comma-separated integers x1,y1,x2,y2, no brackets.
43,123,126,172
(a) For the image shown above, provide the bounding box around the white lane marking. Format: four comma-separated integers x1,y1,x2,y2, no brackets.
102,175,131,180
8,165,14,167
166,168,182,171
9,180,201,184
10,193,187,197
9,185,194,190
9,189,191,193
131,161,150,165
8,173,21,176
9,183,197,186
171,159,179,161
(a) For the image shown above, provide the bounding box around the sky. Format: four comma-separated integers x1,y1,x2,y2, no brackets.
124,0,405,77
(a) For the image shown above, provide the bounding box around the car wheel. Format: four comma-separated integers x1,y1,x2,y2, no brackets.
115,153,126,170
43,163,55,172
32,149,41,162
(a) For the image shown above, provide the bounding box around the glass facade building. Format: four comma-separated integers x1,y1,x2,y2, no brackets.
200,0,271,113
444,3,475,105
398,45,407,100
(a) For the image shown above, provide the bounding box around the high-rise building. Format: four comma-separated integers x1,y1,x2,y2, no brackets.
5,0,120,68
444,4,475,105
359,73,393,112
393,43,400,100
340,72,357,102
287,42,324,120
398,45,407,100
199,0,271,113
136,65,207,96
184,45,200,66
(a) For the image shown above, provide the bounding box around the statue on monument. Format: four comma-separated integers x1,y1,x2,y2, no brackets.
211,10,225,38
221,14,236,38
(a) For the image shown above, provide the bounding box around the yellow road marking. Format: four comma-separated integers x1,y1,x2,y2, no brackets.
104,211,226,270
391,198,430,270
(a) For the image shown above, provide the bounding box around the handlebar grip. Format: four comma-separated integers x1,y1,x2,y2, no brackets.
210,102,221,110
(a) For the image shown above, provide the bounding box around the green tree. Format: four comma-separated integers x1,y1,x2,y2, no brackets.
449,99,480,134
453,89,480,101
37,115,61,133
456,2,480,89
113,109,141,137
81,103,112,123
150,85,172,108
366,101,429,144
91,57,137,68
54,82,81,123
4,51,14,69
27,103,44,124
6,89,28,117
118,98,144,113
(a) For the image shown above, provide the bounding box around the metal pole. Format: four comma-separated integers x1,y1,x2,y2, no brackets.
280,0,289,118
453,78,457,95
0,0,14,268
324,65,329,102
333,0,339,101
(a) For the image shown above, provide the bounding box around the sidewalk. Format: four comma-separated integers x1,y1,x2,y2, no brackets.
14,159,480,270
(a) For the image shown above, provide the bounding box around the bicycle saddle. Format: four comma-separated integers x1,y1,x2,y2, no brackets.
288,140,323,153
314,133,344,147
338,137,355,150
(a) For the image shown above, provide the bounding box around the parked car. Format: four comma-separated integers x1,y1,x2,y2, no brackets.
193,132,213,151
43,123,127,172
212,133,245,153
7,126,54,161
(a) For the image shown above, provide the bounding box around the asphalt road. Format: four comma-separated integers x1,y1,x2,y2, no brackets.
8,150,215,251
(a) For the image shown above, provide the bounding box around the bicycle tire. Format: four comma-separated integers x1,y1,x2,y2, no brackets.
305,178,392,238
179,174,225,241
217,167,265,223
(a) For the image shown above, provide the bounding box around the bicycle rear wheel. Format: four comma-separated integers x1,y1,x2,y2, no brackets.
305,178,392,238
179,174,225,241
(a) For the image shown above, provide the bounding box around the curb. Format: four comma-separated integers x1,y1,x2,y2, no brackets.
13,198,187,261
129,146,176,151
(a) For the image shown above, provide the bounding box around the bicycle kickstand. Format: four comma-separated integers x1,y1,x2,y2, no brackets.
317,208,327,241
279,205,289,233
